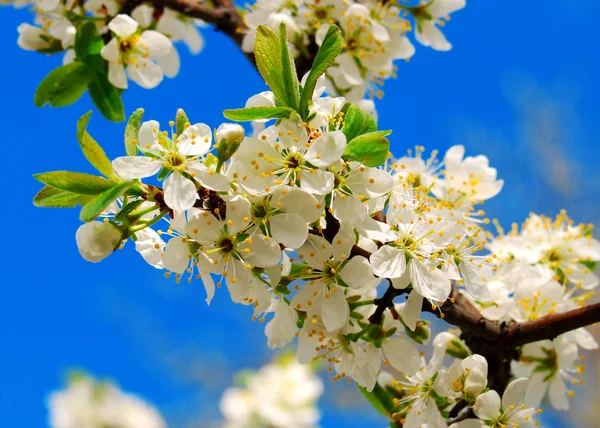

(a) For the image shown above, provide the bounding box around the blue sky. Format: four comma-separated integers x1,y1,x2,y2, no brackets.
1,1,599,427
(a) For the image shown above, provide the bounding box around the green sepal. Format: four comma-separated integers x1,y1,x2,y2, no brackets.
76,111,116,179
79,181,134,222
33,171,116,195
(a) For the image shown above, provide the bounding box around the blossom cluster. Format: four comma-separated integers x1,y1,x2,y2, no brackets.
47,372,166,428
32,22,600,426
243,0,466,101
14,0,204,89
220,355,323,427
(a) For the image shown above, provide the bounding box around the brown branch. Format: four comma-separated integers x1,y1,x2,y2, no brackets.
505,301,600,347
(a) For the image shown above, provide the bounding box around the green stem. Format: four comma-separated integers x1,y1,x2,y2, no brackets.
130,209,169,232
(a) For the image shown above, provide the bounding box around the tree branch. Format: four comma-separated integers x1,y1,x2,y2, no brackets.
506,301,600,347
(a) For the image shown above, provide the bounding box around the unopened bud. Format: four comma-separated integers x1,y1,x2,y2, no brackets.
216,123,245,168
76,221,122,262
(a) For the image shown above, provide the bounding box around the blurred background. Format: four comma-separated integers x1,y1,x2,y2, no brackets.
1,1,599,426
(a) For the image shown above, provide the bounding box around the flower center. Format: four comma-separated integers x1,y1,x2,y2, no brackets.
216,235,235,255
285,153,304,169
167,153,186,167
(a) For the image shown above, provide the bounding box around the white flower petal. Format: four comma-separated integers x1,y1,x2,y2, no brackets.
140,30,173,59
177,123,212,156
127,58,164,89
112,156,162,179
239,234,281,267
502,377,529,411
108,61,128,89
321,286,348,332
382,338,421,375
402,290,423,331
100,38,120,61
270,212,308,249
340,257,374,289
108,14,138,38
164,173,198,211
305,131,346,167
473,390,501,421
371,246,406,278
162,237,190,273
134,228,165,268
299,169,335,195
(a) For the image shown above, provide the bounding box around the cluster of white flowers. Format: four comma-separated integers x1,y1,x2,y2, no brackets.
220,356,323,427
66,77,600,424
47,372,165,428
11,0,204,90
243,0,466,101
32,14,600,422
473,211,600,411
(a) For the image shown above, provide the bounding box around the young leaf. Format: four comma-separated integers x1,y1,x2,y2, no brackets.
33,185,94,208
342,103,377,142
80,181,134,222
299,25,342,118
254,25,287,106
279,23,300,111
35,62,94,107
357,383,396,417
74,21,103,60
76,111,116,179
33,171,116,195
88,73,125,122
343,130,391,167
223,106,296,122
176,108,189,136
124,108,144,156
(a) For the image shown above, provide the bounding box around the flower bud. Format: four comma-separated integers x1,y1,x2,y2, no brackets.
75,222,122,263
216,123,245,167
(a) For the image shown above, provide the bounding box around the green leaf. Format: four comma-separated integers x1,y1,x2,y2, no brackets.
343,130,391,167
254,25,287,106
124,108,144,156
33,185,94,208
88,73,125,122
35,62,94,107
342,103,377,142
75,22,103,60
357,383,396,418
299,25,342,119
223,106,296,122
176,108,189,136
34,171,116,195
80,181,134,222
279,23,300,111
76,112,116,178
